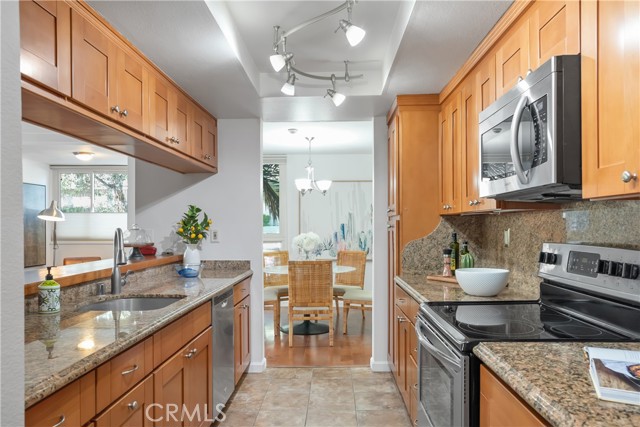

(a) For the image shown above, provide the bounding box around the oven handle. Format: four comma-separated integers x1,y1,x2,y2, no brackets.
415,317,461,370
510,93,531,185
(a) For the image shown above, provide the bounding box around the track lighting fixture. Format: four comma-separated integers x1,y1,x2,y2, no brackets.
269,0,366,106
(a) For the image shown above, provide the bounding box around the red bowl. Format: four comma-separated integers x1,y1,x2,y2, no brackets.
139,245,157,255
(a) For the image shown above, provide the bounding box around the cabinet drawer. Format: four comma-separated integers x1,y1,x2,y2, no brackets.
233,278,251,305
190,301,212,338
395,285,411,317
95,375,153,427
97,338,153,412
26,371,95,427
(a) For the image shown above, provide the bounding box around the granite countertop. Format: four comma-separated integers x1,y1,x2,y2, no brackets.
475,342,640,427
396,273,540,303
25,267,252,408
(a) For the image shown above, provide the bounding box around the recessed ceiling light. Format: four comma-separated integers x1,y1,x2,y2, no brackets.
73,151,95,161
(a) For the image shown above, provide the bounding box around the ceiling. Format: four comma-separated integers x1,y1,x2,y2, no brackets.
23,1,511,158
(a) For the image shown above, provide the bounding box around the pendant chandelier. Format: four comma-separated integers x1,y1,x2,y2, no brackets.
295,137,332,196
269,0,366,106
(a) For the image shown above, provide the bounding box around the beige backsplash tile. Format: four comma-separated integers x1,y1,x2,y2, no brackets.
402,200,640,295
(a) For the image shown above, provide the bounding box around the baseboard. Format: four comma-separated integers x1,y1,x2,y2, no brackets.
249,357,267,373
370,358,391,372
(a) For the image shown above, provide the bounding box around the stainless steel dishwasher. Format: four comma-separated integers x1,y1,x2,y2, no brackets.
212,288,234,416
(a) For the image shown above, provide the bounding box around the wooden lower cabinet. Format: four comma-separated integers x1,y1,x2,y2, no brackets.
234,294,251,385
392,284,419,420
480,365,548,427
94,376,153,427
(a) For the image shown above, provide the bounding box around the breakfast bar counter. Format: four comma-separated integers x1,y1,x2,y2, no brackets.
474,341,640,427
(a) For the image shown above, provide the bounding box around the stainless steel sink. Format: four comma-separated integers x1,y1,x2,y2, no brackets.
79,296,184,312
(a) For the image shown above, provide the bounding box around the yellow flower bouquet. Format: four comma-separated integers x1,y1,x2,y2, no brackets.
176,205,212,244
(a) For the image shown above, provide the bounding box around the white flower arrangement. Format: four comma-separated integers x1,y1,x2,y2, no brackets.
292,232,321,258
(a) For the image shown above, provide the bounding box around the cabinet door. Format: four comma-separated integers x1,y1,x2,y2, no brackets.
172,92,190,155
190,106,206,161
461,77,478,213
395,306,409,404
154,349,187,427
582,0,640,199
387,223,397,373
185,328,213,427
71,10,117,115
234,297,251,385
203,115,218,169
149,73,173,146
95,376,153,427
20,0,71,96
115,49,148,133
529,0,580,69
388,114,398,213
495,21,530,97
439,92,462,215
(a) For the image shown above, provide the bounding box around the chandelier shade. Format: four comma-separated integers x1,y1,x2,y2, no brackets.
296,137,331,196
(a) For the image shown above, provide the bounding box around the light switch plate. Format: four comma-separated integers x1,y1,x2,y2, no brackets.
211,229,219,243
504,228,511,247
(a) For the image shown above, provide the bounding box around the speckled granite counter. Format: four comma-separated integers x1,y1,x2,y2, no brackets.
396,273,540,303
24,267,252,408
475,342,640,427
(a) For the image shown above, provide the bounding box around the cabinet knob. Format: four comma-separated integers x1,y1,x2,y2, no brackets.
175,138,181,144
121,364,139,376
242,304,249,309
468,200,474,206
52,415,66,427
474,199,480,205
110,105,120,114
397,316,407,323
621,171,637,183
184,350,195,359
413,383,418,390
127,401,139,411
120,109,128,117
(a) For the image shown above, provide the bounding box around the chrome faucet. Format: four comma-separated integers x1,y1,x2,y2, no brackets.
111,228,128,294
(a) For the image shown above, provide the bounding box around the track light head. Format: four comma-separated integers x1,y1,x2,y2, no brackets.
281,73,296,96
326,89,346,106
338,19,366,46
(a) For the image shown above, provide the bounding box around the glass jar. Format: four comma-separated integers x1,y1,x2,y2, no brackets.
442,248,453,277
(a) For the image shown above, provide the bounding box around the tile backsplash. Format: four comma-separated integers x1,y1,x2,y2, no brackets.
402,200,640,294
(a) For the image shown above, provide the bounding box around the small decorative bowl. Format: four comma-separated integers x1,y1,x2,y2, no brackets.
176,264,201,278
455,268,509,296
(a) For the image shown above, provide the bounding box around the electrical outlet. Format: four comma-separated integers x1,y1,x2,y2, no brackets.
504,228,511,247
210,229,219,243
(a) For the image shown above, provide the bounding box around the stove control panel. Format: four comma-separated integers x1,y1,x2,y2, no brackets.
539,243,640,305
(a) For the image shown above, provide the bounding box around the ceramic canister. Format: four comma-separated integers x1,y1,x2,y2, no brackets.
38,267,61,313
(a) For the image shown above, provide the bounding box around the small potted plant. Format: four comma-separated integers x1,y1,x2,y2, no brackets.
176,205,212,266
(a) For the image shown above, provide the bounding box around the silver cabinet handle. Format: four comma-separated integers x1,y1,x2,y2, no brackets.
468,200,474,206
397,316,407,323
474,199,480,205
413,383,418,390
120,109,128,117
127,401,138,411
386,207,393,213
175,138,181,144
242,304,249,309
621,171,637,183
121,364,139,376
110,105,120,114
52,415,65,427
184,348,197,358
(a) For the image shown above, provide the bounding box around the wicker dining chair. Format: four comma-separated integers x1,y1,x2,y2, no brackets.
263,251,289,336
333,250,366,313
287,260,334,347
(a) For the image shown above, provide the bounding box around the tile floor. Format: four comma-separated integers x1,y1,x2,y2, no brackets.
216,367,413,427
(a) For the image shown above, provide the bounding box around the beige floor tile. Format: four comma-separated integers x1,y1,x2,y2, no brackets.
312,367,353,379
267,368,314,380
354,391,405,411
261,390,310,410
305,408,357,427
356,409,411,427
350,368,393,379
308,392,355,411
254,409,307,427
352,376,399,393
231,389,269,405
217,409,258,427
268,377,312,394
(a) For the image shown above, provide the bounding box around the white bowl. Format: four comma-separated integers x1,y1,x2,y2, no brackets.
455,268,509,296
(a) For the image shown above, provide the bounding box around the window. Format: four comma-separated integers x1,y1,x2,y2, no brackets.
53,166,128,241
263,157,286,249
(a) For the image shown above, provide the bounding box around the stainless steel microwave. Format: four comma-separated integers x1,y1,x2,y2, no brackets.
478,55,582,201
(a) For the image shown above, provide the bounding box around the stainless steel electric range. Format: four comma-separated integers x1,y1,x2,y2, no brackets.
416,243,640,427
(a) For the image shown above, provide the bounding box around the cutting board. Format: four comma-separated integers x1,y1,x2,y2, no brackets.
426,275,458,284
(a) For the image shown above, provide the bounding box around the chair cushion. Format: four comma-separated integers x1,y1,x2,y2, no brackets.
333,285,361,295
342,288,372,302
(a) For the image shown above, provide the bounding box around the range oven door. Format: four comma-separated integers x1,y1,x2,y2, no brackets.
415,315,469,427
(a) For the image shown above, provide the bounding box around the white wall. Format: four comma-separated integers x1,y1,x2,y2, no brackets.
286,152,375,290
1,1,26,422
135,119,265,370
371,116,389,371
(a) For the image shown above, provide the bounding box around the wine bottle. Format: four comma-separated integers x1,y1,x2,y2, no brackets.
449,232,459,276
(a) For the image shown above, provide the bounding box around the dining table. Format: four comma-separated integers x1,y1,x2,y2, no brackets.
263,262,356,335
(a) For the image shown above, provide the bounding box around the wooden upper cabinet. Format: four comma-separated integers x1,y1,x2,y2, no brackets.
461,77,478,213
495,20,530,97
439,92,462,215
581,0,640,199
191,107,218,169
149,73,191,155
71,9,148,133
529,0,580,69
388,114,398,213
20,0,71,96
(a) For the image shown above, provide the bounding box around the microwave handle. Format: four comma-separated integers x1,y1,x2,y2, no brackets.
510,94,531,185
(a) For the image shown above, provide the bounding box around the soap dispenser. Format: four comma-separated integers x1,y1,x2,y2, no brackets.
38,267,61,313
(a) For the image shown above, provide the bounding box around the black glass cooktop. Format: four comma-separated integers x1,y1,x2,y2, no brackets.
422,301,629,351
